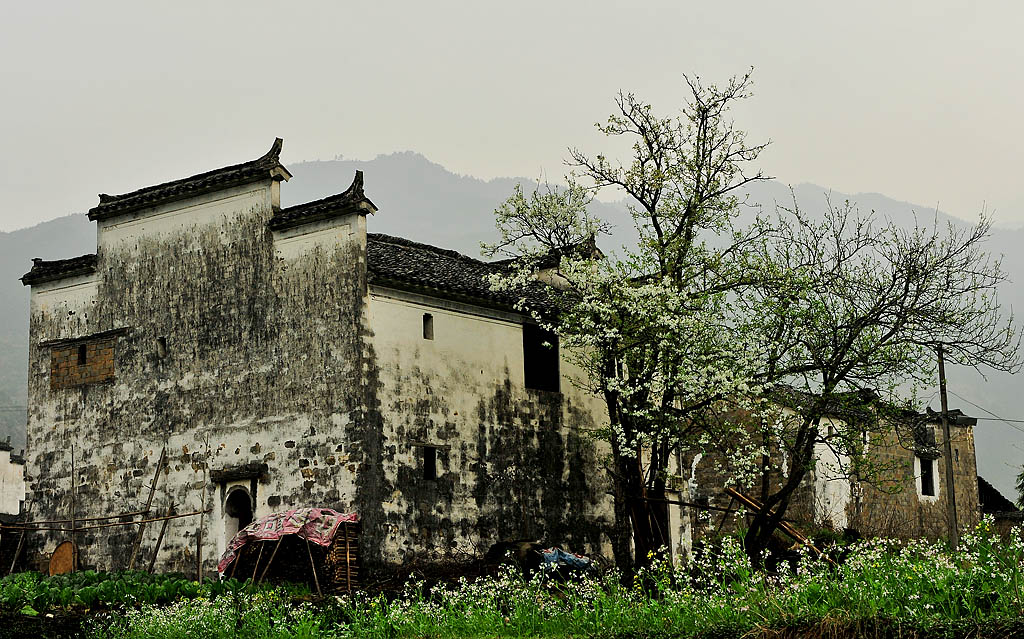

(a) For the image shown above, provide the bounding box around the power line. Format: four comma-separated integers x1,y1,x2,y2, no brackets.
946,390,1024,436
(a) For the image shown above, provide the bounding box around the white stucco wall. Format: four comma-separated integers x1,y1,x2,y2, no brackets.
812,417,853,529
96,183,274,252
30,274,99,343
0,450,25,515
366,286,616,563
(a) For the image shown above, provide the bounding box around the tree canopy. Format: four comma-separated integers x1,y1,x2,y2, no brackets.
486,70,1020,569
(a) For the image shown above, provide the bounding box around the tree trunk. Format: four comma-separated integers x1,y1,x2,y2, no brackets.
743,412,822,567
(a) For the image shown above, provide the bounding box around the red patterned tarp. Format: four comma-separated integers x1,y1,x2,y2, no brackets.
216,508,358,574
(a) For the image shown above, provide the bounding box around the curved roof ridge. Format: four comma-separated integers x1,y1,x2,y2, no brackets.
21,253,98,286
88,138,289,221
269,170,376,231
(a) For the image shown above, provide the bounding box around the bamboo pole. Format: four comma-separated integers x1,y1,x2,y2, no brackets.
197,438,208,585
723,487,837,566
128,448,166,570
147,503,174,574
251,541,265,582
70,445,77,572
196,525,204,584
228,545,242,580
257,537,284,585
0,509,210,532
306,538,321,596
641,495,743,514
344,522,352,593
7,500,32,576
24,509,151,525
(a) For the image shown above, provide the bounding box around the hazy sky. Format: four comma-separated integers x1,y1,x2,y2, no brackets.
1,1,1022,232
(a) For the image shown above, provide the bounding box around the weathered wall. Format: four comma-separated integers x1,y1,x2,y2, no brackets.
25,181,373,574
25,180,617,576
850,423,979,539
366,287,616,565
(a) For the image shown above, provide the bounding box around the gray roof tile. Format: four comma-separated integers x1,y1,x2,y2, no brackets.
88,138,290,221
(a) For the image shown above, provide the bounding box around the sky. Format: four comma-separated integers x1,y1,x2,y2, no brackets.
1,1,1022,232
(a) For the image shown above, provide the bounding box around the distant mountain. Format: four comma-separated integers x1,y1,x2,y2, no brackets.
280,152,634,256
2,151,1021,499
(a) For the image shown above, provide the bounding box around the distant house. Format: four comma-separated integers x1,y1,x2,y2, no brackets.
18,139,986,576
977,475,1023,537
0,439,25,517
680,399,982,552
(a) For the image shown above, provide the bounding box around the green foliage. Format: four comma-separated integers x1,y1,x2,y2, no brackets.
88,589,336,639
323,520,1023,638
1017,465,1024,510
0,569,306,615
83,521,1024,638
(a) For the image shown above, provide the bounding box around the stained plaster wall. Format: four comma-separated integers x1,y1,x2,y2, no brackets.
25,181,373,575
25,179,618,575
366,287,617,564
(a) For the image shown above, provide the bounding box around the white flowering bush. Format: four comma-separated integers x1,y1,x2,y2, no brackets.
332,520,1023,638
85,520,1024,637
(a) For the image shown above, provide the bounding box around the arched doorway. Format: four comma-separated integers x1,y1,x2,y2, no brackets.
224,488,254,543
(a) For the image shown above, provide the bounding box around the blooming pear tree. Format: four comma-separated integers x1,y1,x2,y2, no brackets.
484,71,772,568
721,200,1021,564
487,69,1021,571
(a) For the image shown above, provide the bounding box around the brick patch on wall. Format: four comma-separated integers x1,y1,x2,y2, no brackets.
49,338,116,390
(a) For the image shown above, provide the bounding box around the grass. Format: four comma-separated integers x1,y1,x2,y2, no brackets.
32,517,1024,638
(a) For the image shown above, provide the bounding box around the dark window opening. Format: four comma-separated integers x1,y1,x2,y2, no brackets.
919,456,935,497
156,336,168,359
523,323,559,392
77,344,87,366
914,425,937,448
225,488,254,536
423,446,437,481
422,313,434,340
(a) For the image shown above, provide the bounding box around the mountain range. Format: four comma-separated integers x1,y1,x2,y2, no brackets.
1,151,1021,499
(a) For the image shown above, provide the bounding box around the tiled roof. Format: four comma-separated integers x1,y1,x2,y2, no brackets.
978,475,1019,514
366,234,555,312
268,171,377,231
21,254,98,286
87,138,291,221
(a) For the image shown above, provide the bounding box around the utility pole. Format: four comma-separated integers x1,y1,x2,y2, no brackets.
936,344,959,550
